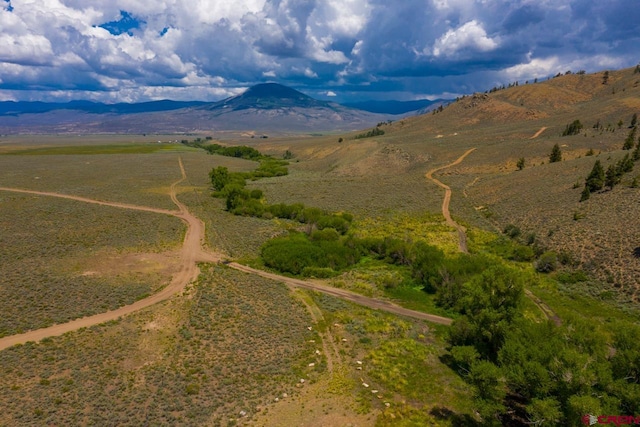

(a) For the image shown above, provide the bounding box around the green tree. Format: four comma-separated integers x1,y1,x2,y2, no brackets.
623,126,637,150
585,160,605,192
605,164,621,189
580,185,590,202
631,113,638,128
549,144,562,163
602,70,609,84
527,398,563,426
562,120,583,136
209,166,230,191
517,157,525,170
450,265,525,359
468,361,507,424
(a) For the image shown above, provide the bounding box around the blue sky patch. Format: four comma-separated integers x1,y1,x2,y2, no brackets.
99,10,143,36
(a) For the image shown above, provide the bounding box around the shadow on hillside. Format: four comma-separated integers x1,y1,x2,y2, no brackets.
430,407,480,426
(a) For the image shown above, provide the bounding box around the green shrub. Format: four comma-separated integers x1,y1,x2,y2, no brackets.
301,267,337,278
503,224,521,239
535,251,558,273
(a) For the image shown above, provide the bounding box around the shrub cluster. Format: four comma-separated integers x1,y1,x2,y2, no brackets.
561,119,583,136
580,154,636,201
354,126,385,139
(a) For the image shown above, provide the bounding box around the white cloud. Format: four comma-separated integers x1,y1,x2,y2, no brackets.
1,0,639,103
432,20,499,58
326,90,337,96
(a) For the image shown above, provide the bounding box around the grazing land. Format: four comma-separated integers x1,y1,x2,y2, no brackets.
0,67,639,426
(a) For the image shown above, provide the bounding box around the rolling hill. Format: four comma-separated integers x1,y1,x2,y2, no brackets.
251,66,640,302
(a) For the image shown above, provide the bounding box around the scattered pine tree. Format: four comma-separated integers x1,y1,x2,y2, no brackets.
623,127,637,150
605,164,621,189
580,185,590,202
549,144,562,163
562,120,583,136
585,160,605,192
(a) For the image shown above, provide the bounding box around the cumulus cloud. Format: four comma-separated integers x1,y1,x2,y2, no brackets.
432,20,499,58
0,0,638,102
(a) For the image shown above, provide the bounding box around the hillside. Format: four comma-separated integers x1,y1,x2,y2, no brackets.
250,66,640,301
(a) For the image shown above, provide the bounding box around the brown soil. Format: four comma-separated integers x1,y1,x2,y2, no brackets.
530,126,548,139
425,148,477,252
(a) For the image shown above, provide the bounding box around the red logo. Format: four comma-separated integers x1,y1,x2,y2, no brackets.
583,415,640,426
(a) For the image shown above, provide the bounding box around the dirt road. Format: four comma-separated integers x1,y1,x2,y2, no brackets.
228,263,452,325
0,159,221,351
0,158,451,351
426,148,476,253
530,126,548,139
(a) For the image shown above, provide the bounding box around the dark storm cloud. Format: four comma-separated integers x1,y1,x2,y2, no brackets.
0,0,639,102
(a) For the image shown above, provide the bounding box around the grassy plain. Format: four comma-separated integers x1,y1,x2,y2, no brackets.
0,193,184,336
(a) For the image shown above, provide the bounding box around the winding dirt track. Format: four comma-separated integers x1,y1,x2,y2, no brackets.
426,148,476,252
0,158,451,351
424,146,561,325
530,126,548,139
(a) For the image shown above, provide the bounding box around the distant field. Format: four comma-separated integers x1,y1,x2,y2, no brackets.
2,143,194,155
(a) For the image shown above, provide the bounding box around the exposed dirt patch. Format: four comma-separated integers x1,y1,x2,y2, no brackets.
77,250,181,279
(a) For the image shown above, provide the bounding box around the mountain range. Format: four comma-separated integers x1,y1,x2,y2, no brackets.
0,84,433,134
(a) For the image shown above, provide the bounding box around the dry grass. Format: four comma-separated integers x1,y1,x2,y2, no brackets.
0,265,314,426
0,192,184,336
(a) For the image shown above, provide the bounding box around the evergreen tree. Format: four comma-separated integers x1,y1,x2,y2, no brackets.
549,144,562,163
586,160,605,192
623,127,637,150
516,157,525,170
605,164,621,189
562,120,583,136
580,185,590,202
617,153,634,174
631,113,638,128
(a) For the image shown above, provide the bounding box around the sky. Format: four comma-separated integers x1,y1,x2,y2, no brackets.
1,0,639,104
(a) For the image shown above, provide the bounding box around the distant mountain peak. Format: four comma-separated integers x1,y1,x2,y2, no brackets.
241,83,313,100
210,83,330,111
